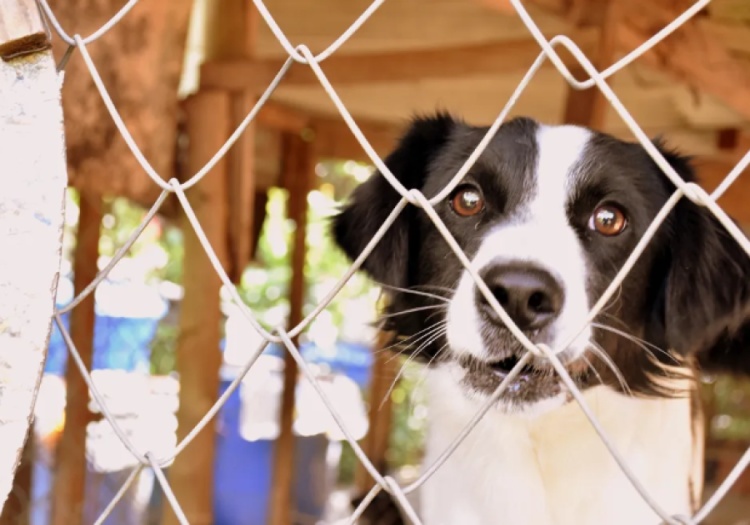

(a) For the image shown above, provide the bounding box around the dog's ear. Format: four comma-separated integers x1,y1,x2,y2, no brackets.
656,149,750,373
332,113,457,287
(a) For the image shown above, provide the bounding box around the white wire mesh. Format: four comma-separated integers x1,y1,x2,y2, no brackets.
17,0,750,522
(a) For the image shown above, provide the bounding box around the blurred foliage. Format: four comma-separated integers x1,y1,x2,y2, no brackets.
703,375,750,442
88,158,430,479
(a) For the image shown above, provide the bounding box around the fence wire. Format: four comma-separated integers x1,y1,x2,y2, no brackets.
18,0,750,523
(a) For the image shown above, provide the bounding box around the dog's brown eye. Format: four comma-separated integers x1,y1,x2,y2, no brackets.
589,205,627,236
451,186,484,217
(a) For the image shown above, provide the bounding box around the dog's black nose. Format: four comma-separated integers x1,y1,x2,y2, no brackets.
476,263,564,330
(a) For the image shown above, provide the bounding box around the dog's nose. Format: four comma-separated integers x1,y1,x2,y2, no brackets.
476,263,564,330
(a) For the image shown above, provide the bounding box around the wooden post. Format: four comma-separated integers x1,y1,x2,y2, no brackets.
268,133,314,525
0,2,64,514
562,0,619,129
226,92,258,282
202,0,259,282
0,3,65,517
356,332,397,493
163,91,230,525
51,190,102,525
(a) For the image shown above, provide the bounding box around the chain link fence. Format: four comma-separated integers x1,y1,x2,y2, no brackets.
8,0,750,522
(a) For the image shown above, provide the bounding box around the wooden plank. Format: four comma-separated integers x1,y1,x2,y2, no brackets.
268,133,315,525
165,91,230,525
200,34,598,91
0,0,49,59
51,190,102,525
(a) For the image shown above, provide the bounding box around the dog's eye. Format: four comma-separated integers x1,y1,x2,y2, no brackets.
450,186,484,217
588,205,627,236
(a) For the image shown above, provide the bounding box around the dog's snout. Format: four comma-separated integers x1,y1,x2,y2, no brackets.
476,263,564,330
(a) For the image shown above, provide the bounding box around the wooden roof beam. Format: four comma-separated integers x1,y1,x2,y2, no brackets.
479,0,750,122
478,0,607,26
618,0,750,122
200,33,598,91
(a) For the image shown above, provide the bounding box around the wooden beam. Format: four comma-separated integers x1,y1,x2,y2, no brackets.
478,0,750,122
226,92,257,283
249,100,401,161
165,91,229,525
478,0,606,26
204,0,260,284
562,0,619,128
694,153,750,225
312,117,400,161
200,34,598,92
268,133,315,525
618,0,750,122
203,0,258,60
256,101,310,133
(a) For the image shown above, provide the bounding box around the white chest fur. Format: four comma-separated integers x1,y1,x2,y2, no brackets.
419,369,702,525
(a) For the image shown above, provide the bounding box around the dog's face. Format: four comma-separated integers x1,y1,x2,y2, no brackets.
333,114,750,413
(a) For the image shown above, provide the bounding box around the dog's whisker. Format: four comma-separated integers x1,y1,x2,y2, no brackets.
581,354,604,388
587,340,633,397
411,284,455,296
592,322,681,365
378,304,447,319
380,325,448,410
413,342,450,393
375,321,445,356
384,322,447,364
378,283,451,303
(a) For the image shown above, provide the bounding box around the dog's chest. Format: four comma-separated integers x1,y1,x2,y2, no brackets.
419,373,699,525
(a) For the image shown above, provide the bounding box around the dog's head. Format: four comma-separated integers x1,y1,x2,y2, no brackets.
332,113,750,413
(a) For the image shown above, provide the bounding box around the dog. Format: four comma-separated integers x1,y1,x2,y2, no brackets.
331,113,750,525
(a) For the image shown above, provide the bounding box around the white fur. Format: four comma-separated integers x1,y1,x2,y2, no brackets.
419,366,698,525
446,124,593,364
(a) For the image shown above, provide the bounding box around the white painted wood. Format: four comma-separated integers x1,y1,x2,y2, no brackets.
0,48,67,511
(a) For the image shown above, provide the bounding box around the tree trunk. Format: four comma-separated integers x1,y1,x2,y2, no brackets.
46,0,193,211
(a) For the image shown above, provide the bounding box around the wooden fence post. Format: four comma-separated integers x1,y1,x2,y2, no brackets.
50,190,102,525
164,90,230,525
268,132,314,525
0,0,66,514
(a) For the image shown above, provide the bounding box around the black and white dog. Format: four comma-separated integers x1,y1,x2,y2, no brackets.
332,113,750,524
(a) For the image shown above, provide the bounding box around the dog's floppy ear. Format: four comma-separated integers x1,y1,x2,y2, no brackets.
332,113,457,287
656,149,750,373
